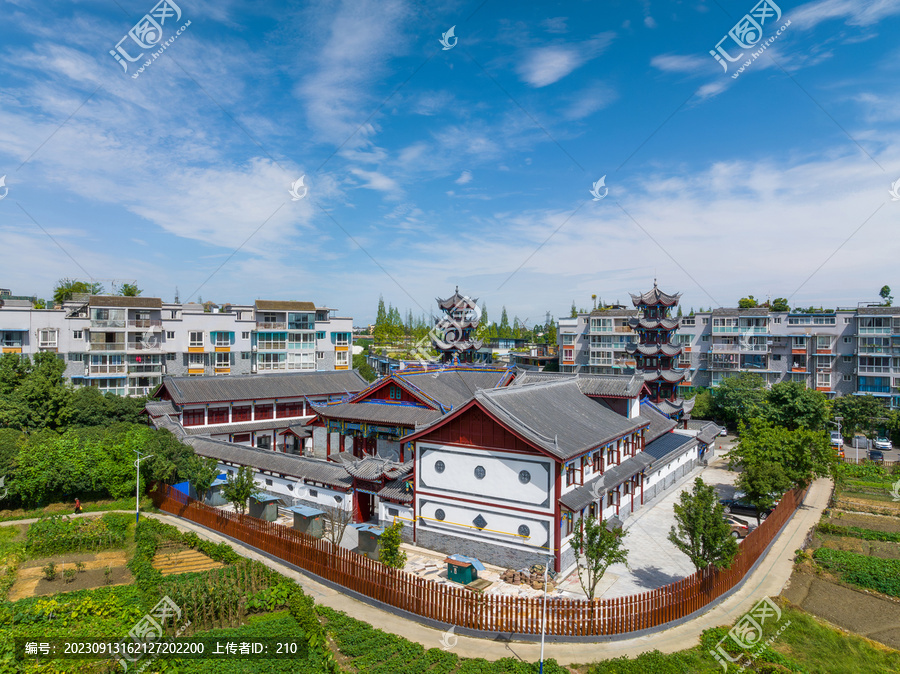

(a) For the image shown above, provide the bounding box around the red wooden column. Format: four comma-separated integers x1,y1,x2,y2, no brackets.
326,428,331,458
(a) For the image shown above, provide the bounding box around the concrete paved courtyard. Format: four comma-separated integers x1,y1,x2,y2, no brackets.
556,438,747,600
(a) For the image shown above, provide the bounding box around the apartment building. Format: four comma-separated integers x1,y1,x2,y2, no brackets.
558,303,900,408
0,294,353,397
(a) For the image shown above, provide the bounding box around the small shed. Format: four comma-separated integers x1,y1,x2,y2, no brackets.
287,504,325,538
249,493,281,521
205,476,228,506
445,554,485,585
349,523,384,560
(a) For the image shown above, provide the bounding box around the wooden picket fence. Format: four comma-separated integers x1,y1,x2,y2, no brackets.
149,483,804,636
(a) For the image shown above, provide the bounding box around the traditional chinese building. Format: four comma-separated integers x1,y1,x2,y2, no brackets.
626,282,694,419
432,287,483,364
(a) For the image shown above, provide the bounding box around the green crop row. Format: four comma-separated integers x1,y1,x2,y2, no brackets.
817,522,900,543
814,548,900,598
25,512,130,556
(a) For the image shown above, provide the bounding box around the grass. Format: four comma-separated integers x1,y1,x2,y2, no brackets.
0,495,155,522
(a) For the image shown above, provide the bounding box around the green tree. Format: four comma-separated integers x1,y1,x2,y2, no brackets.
689,388,714,420
765,381,828,431
352,353,377,382
770,297,790,312
0,428,24,480
571,517,629,600
711,372,767,429
189,456,221,503
728,418,835,491
569,301,577,318
879,285,892,306
222,465,256,515
118,283,142,296
734,460,792,523
379,520,407,569
737,295,758,308
546,318,557,346
498,307,511,339
668,478,739,572
0,353,30,395
831,394,888,438
52,279,103,305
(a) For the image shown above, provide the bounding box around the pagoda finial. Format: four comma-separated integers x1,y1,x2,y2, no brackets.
455,285,459,294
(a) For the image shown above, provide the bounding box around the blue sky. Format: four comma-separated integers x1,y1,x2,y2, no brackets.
0,0,898,325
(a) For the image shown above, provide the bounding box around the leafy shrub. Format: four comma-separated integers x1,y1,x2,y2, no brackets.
41,562,56,581
63,567,76,584
814,548,900,597
26,513,128,556
75,561,86,573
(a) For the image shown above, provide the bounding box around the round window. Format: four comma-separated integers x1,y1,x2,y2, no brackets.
474,465,486,479
434,460,445,474
518,470,531,484
518,524,530,538
435,509,446,521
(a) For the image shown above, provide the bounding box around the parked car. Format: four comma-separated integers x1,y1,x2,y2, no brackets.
874,437,893,451
830,431,843,449
726,515,750,539
719,427,728,437
719,492,776,521
868,449,885,463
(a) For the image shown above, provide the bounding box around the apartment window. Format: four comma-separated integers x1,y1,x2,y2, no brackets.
844,317,851,324
335,350,349,367
334,333,350,346
39,329,57,348
208,407,229,424
232,406,252,422
188,353,205,367
276,401,303,418
166,331,175,339
843,337,852,343
607,491,616,507
215,352,230,368
73,330,83,340
701,335,709,342
189,331,203,347
702,318,709,325
843,375,852,382
166,353,176,361
257,435,271,449
562,334,576,345
565,463,576,486
316,351,325,359
182,409,205,426
562,512,573,537
842,356,852,363
242,332,250,339
316,331,325,339
68,353,83,362
214,332,232,347
773,354,781,361
773,317,781,324
170,310,178,319
623,482,630,495
233,433,251,443
241,352,250,359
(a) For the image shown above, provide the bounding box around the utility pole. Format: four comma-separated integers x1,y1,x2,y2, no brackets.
539,552,553,674
134,450,153,526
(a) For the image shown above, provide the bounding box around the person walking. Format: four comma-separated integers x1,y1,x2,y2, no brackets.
74,498,82,514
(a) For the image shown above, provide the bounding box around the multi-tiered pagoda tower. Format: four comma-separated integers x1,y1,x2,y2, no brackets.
431,287,483,363
625,282,694,419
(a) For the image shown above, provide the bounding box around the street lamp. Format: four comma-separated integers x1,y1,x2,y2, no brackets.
134,450,153,526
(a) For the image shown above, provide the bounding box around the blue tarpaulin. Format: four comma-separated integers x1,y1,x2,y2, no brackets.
446,554,485,571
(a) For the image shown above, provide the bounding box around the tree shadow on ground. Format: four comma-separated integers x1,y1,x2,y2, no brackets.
629,565,685,589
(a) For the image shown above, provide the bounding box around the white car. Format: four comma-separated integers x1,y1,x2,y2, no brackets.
874,437,893,451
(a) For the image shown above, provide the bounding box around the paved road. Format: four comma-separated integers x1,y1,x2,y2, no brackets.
1,478,832,665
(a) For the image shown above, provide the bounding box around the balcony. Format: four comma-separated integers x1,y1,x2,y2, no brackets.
128,364,162,374
712,326,740,334
738,326,769,334
127,320,162,329
86,365,127,375
257,342,287,352
127,341,161,351
589,325,633,334
127,387,154,396
91,320,126,329
859,385,891,394
90,342,126,351
859,327,891,335
257,322,287,330
711,343,740,352
858,365,893,374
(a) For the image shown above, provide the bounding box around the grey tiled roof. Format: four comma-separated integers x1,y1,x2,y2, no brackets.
639,403,677,444
145,400,178,417
377,477,414,504
343,457,413,481
588,308,637,317
187,437,352,489
254,300,316,311
655,397,696,416
157,370,368,404
311,401,443,427
857,306,900,315
398,367,511,410
696,422,722,445
630,286,681,306
89,296,162,308
559,452,654,512
642,432,696,463
510,371,645,398
471,380,646,460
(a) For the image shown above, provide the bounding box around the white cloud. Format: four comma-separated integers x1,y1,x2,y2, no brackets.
644,16,657,29
349,167,401,195
651,53,714,74
455,170,472,185
790,0,900,30
516,33,615,87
